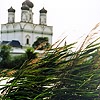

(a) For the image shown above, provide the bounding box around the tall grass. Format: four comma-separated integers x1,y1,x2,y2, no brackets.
1,23,100,99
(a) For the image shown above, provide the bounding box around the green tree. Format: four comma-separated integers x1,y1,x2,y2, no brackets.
25,47,37,59
10,54,27,69
32,37,50,50
0,45,11,68
10,47,37,69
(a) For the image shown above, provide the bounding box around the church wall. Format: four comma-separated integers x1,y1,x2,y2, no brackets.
7,24,14,32
1,33,8,41
1,25,53,46
1,25,7,33
23,32,34,46
43,26,53,34
14,32,23,45
7,33,15,41
14,23,21,31
24,23,34,31
34,25,43,33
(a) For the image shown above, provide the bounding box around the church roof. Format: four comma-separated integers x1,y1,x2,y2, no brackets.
1,41,10,45
40,7,47,13
1,40,22,48
9,40,22,48
8,7,15,12
22,0,34,8
21,5,29,10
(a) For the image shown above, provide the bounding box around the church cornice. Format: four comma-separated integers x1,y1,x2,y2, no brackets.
1,29,53,35
1,22,53,28
1,22,53,32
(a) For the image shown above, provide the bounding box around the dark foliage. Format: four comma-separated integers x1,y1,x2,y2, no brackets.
0,45,11,68
32,37,50,50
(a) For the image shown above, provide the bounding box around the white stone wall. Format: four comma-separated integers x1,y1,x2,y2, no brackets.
1,22,53,47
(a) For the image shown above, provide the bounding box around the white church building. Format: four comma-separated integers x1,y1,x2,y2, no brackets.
1,0,53,48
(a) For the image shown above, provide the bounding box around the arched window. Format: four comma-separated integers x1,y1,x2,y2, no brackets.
26,38,29,44
25,35,30,45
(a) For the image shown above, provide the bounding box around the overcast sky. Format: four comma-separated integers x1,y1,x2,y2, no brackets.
0,0,100,45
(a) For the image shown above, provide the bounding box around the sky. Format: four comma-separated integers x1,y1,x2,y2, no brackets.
0,0,100,46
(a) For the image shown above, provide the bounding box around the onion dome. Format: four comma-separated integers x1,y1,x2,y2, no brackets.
8,7,15,12
22,0,34,8
21,5,29,10
40,7,47,13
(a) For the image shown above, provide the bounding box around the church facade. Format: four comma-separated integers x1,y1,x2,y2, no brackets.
1,0,53,47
